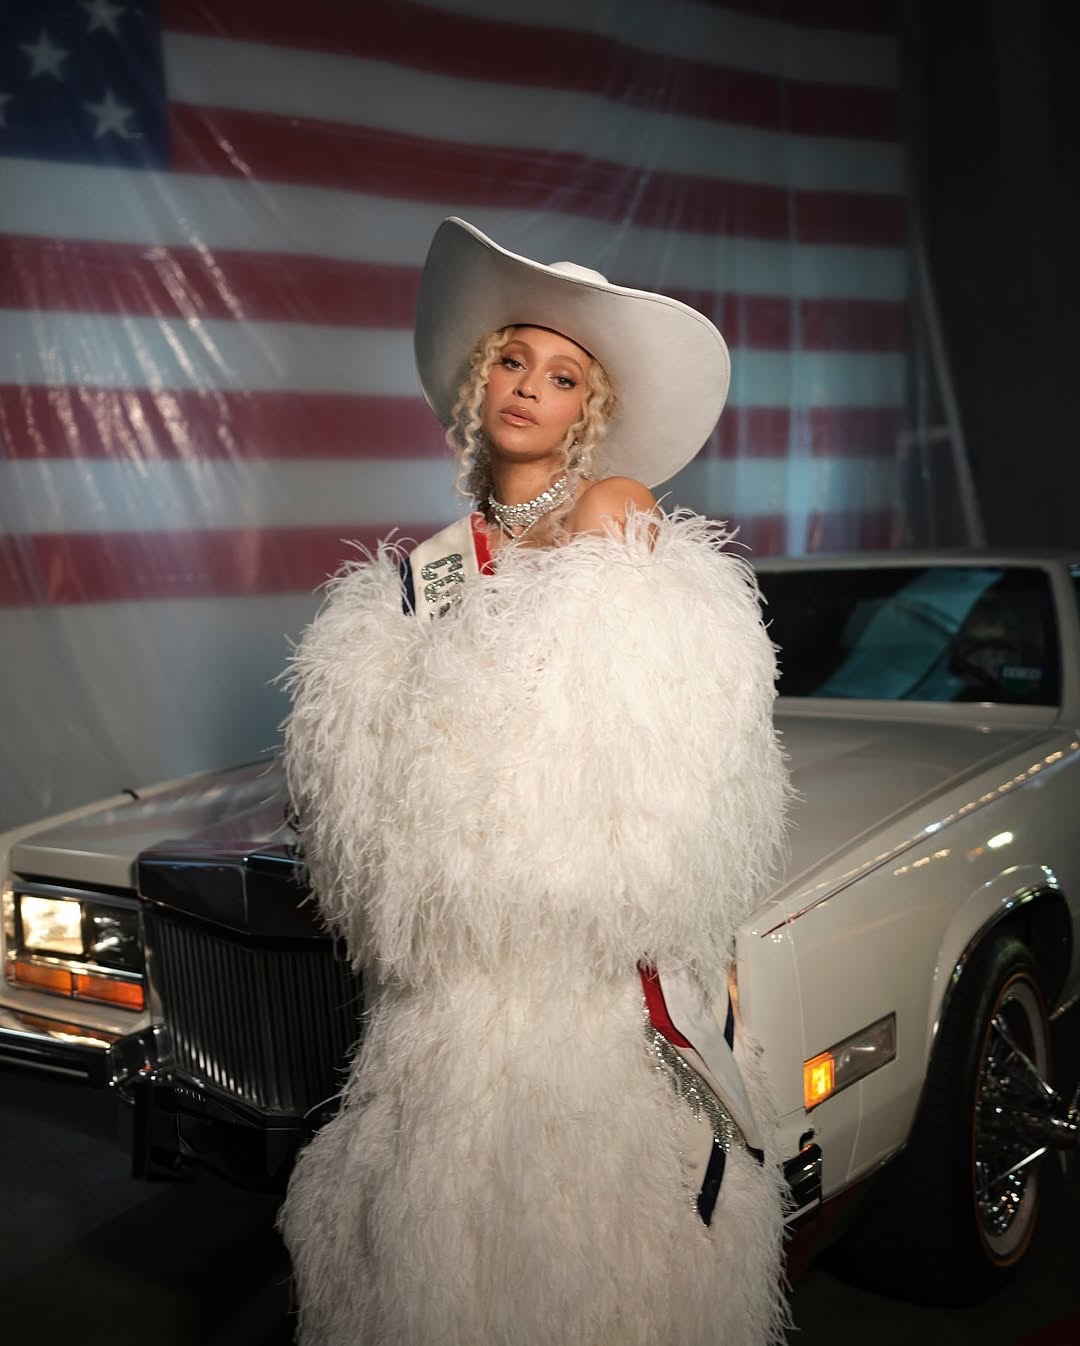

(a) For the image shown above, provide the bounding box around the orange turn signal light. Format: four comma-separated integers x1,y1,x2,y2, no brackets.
11,958,144,1011
803,1051,836,1109
803,1014,897,1111
73,971,145,1011
12,960,71,995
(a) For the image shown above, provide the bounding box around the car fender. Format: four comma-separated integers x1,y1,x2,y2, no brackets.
846,861,1067,1184
927,863,1066,1065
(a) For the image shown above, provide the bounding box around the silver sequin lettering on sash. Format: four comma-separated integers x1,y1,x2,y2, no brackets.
421,552,465,616
407,517,481,622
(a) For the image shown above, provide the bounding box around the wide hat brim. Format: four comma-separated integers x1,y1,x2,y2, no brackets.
414,218,730,489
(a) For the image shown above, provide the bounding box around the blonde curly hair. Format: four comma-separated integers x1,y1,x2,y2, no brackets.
446,326,617,509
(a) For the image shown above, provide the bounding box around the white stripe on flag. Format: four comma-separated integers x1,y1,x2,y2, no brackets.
0,160,907,298
0,314,419,394
1,455,899,535
673,453,899,517
0,310,907,401
164,35,905,196
0,459,461,533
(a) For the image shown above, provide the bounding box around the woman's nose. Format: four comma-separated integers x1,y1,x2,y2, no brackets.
514,370,537,398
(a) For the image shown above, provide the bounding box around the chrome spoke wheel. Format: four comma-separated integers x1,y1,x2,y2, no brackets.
973,974,1049,1262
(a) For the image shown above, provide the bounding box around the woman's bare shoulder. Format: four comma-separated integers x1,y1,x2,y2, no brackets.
566,476,659,537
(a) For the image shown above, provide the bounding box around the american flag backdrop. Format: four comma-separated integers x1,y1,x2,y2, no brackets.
1,0,911,827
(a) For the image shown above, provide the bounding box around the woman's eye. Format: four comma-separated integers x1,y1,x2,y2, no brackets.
552,375,577,389
502,356,523,370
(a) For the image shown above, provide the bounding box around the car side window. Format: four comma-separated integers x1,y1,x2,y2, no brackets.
761,566,1061,705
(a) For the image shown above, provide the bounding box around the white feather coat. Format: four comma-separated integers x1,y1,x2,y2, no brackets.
278,511,790,1346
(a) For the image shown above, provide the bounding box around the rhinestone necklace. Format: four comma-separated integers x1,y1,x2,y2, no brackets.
488,473,573,536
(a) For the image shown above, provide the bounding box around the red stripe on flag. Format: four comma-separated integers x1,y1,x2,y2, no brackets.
708,406,905,460
0,526,427,606
0,510,902,606
0,237,908,349
732,507,898,556
664,289,907,352
162,0,900,140
0,235,420,327
167,106,906,248
0,386,447,462
0,387,903,462
733,515,788,557
779,190,906,250
809,508,897,552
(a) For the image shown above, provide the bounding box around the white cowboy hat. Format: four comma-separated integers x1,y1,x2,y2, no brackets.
414,217,730,489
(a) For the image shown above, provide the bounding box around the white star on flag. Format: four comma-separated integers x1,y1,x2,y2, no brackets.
21,30,70,80
84,89,138,139
80,0,126,36
0,92,12,128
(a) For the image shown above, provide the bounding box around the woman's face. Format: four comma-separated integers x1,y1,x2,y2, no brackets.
480,326,590,463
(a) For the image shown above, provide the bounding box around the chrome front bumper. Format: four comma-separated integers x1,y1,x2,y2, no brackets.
0,1000,330,1189
0,1004,160,1086
0,1004,118,1082
783,1142,824,1227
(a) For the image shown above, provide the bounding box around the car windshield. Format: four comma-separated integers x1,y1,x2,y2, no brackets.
757,565,1060,705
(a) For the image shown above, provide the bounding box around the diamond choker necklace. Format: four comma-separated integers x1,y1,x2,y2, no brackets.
488,473,573,535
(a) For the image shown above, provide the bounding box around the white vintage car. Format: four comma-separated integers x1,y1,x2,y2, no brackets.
3,550,1079,1304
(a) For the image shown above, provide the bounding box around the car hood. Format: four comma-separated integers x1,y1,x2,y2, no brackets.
10,757,289,891
775,710,1048,899
9,715,1049,911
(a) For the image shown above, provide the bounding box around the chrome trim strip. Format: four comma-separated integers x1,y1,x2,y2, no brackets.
759,837,927,936
0,1005,116,1083
11,879,138,908
0,1003,120,1049
8,949,144,986
759,737,1076,938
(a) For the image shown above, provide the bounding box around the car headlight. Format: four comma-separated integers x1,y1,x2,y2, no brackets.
20,895,84,956
3,883,145,1011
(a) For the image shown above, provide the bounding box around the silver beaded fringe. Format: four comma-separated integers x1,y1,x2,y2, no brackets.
645,1023,742,1154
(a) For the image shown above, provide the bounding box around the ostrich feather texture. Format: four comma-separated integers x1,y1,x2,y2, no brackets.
278,510,791,1345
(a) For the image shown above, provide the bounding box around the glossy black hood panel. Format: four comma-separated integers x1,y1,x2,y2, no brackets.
125,759,322,939
137,841,321,940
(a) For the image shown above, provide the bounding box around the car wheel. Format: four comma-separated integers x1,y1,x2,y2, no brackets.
836,934,1051,1304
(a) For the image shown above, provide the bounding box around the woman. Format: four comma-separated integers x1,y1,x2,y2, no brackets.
278,218,790,1346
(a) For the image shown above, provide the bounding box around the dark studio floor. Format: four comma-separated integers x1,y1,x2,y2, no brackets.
2,1030,1078,1346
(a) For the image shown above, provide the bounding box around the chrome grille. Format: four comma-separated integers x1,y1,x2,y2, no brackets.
148,914,362,1115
